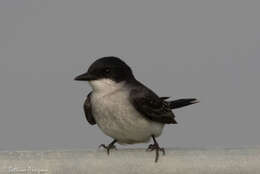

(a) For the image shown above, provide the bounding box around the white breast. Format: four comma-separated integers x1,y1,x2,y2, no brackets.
89,79,164,144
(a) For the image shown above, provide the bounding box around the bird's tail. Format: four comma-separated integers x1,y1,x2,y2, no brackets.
168,98,199,109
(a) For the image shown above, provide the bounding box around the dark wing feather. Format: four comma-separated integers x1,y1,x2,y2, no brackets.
168,98,199,109
84,92,96,125
129,84,177,124
160,96,170,100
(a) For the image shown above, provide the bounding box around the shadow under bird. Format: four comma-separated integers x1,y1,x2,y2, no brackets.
75,57,199,162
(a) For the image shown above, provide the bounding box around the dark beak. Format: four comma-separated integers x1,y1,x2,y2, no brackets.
74,72,97,81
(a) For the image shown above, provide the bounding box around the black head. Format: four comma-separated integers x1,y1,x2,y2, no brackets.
74,57,135,83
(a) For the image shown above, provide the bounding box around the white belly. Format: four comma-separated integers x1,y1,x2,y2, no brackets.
91,88,164,144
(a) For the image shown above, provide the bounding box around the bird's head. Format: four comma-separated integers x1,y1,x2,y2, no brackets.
74,57,135,92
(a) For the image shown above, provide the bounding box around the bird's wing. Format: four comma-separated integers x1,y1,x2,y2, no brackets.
160,96,170,100
168,98,199,109
129,85,177,124
84,92,96,125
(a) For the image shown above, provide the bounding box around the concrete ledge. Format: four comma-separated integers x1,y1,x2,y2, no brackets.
1,147,260,174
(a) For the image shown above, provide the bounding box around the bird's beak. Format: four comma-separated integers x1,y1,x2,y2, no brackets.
74,72,97,81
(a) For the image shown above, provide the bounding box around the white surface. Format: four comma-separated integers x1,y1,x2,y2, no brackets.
1,147,260,174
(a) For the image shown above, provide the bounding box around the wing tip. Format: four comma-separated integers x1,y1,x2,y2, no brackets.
190,99,200,104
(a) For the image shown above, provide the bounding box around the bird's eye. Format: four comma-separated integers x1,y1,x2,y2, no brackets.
104,68,111,74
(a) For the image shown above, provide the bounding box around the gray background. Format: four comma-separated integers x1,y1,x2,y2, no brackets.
0,0,259,151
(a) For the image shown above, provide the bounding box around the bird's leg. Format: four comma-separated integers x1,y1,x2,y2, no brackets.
146,135,165,162
99,139,117,155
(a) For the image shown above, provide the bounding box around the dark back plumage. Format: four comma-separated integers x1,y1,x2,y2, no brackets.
129,80,177,124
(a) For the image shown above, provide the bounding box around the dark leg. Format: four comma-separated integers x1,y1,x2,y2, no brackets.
99,139,117,155
146,135,165,162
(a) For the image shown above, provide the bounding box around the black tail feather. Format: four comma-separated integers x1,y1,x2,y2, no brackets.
168,98,199,109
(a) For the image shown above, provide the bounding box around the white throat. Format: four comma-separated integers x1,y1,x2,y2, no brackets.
88,79,125,94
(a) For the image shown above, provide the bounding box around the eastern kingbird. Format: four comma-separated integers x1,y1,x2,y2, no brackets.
75,57,198,162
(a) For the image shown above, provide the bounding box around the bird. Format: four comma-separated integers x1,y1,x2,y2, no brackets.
74,56,198,162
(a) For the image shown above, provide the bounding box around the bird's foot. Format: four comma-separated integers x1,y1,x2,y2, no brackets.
146,143,165,162
98,141,117,155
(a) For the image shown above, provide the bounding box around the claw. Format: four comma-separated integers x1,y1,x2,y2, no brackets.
146,136,165,162
98,144,106,149
98,140,117,155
